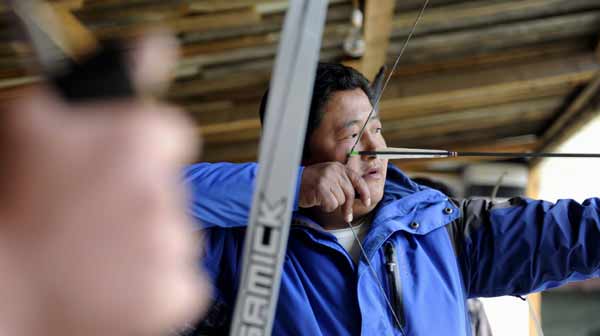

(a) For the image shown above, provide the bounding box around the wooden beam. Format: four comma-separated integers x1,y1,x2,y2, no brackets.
388,11,600,64
392,39,589,77
380,54,599,120
170,70,271,99
76,2,189,22
0,76,39,90
358,0,396,79
182,34,277,57
188,0,281,13
538,72,600,153
174,10,597,80
391,0,600,39
525,163,542,336
203,140,257,163
51,5,99,56
0,0,83,12
201,118,260,145
51,0,84,10
383,97,562,139
94,7,261,37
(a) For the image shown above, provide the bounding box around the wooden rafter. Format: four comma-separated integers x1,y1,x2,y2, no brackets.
357,0,396,79
537,72,600,154
51,4,98,56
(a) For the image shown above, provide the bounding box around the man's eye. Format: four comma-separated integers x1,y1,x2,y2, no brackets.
350,133,359,139
374,127,383,134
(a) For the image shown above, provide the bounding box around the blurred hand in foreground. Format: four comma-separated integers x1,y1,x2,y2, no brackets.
0,33,208,336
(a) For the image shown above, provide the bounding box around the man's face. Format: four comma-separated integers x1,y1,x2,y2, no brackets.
305,88,388,216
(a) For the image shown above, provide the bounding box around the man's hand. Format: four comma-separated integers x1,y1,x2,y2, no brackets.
299,162,371,223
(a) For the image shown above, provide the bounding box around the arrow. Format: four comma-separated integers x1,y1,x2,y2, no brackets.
349,147,600,159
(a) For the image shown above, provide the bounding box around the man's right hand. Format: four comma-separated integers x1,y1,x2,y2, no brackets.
299,162,371,223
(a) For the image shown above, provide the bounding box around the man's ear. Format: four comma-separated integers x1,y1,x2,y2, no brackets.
369,65,386,100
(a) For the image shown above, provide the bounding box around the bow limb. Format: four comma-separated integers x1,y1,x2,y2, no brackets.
229,2,329,336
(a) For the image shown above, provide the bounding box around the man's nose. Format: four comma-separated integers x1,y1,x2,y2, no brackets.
357,132,379,159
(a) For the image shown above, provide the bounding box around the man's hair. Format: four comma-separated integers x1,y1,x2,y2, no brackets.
259,62,374,161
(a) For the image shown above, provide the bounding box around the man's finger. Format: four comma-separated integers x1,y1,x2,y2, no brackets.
320,189,339,212
346,168,371,207
339,174,356,223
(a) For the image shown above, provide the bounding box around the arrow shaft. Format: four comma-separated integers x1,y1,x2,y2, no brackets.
358,150,600,159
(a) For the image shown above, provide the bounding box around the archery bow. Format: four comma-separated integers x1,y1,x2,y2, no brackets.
229,2,328,336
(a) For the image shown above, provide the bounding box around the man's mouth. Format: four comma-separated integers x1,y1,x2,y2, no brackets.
362,165,383,180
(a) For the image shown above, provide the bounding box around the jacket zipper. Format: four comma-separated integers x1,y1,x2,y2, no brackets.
384,242,406,331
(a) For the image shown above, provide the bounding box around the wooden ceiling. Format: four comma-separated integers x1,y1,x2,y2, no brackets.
1,0,600,172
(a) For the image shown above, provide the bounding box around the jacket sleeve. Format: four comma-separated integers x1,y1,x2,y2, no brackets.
447,197,600,297
183,162,304,229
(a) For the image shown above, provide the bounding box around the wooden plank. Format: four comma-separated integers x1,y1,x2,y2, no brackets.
193,40,589,98
380,54,599,120
169,70,271,98
0,76,39,90
76,2,188,22
173,38,587,87
0,0,83,12
393,39,591,77
182,34,277,57
176,8,599,76
383,97,562,138
385,53,598,98
52,5,98,56
525,161,542,336
392,121,545,149
191,45,344,80
51,0,84,10
391,0,600,39
388,11,600,64
188,0,281,13
203,140,258,163
394,0,464,12
358,0,396,79
201,118,261,144
168,7,261,33
93,7,261,37
77,0,174,11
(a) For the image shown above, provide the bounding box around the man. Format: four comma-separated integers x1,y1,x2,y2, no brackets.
185,62,600,335
0,34,208,336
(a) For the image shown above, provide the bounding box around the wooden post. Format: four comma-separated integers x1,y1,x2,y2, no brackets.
358,0,396,79
526,165,542,336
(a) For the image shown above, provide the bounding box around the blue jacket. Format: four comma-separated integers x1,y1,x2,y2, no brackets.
184,162,600,335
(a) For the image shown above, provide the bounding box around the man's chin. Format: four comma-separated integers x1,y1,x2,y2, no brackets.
352,199,379,217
